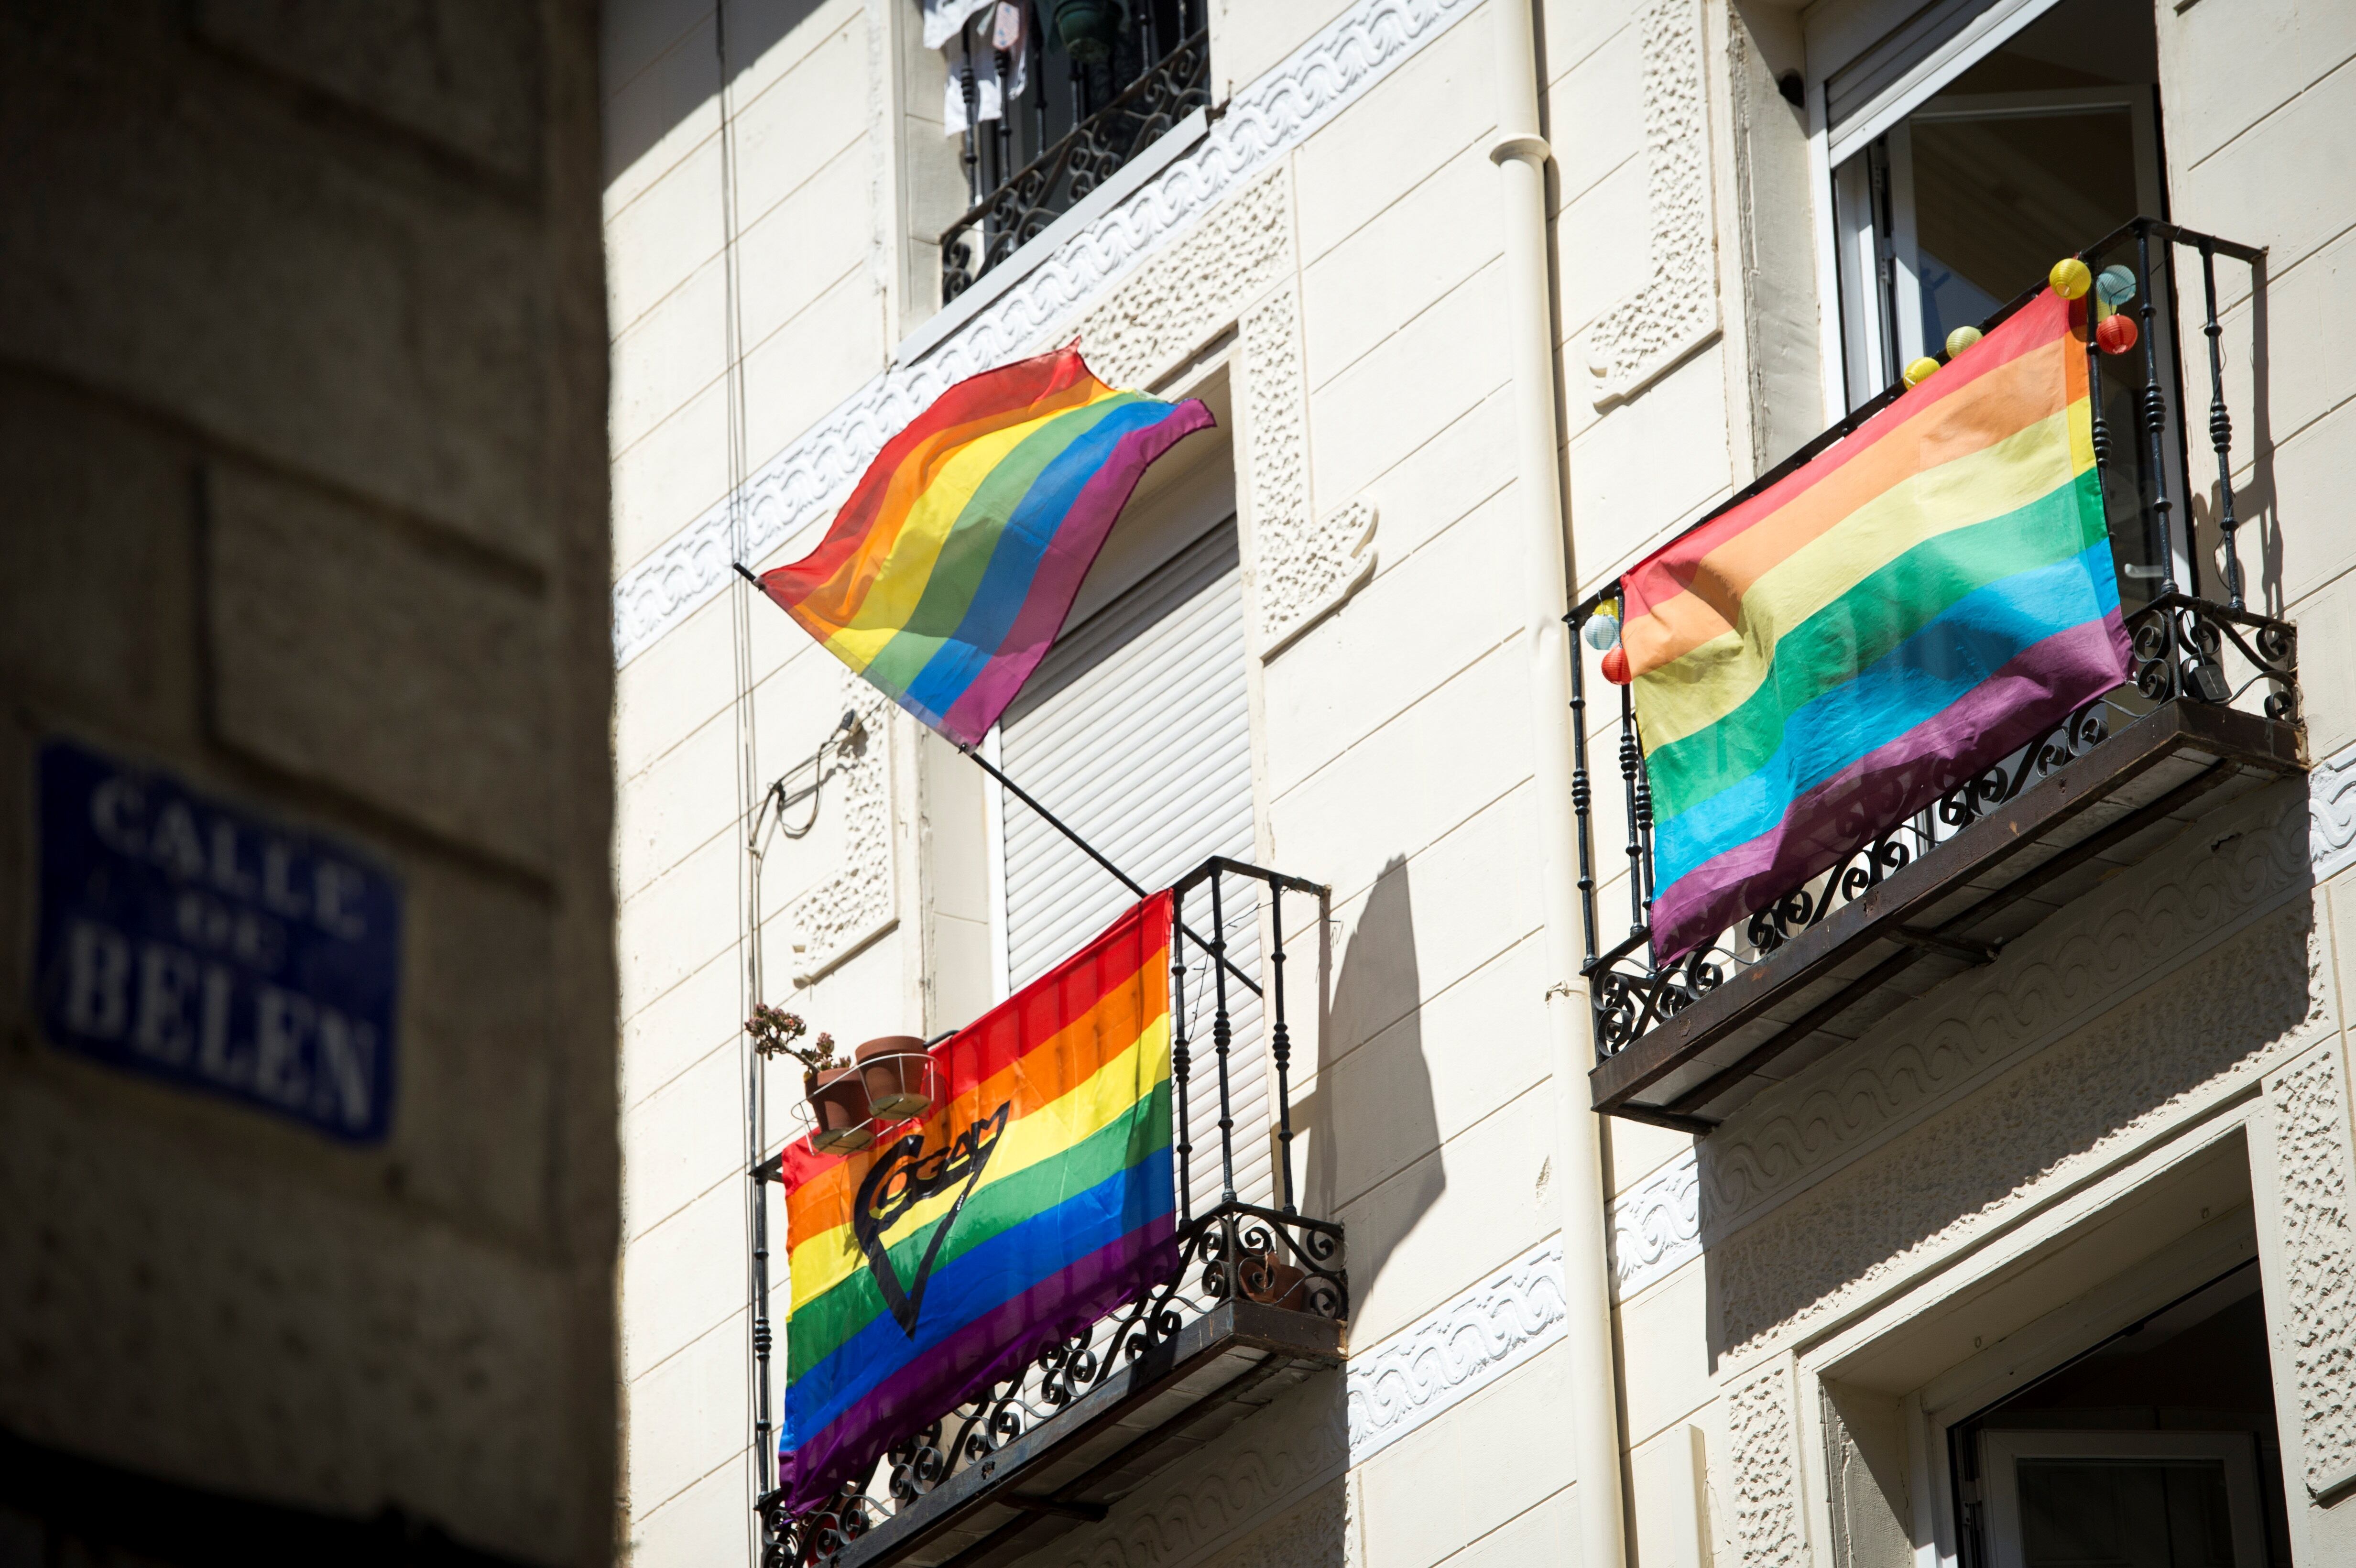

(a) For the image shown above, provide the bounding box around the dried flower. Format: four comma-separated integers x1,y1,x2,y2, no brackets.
747,1003,840,1071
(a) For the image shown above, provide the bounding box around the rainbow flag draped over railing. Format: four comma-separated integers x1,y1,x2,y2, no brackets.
753,349,1214,747
776,893,1178,1511
1612,290,2130,961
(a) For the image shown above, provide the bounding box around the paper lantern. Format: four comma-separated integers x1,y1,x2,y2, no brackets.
1601,646,1630,685
2095,265,2137,307
1945,325,1982,359
1584,611,1622,651
1904,356,1941,388
2049,257,2093,300
2095,313,2140,356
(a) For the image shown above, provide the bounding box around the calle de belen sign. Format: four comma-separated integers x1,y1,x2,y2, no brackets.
35,739,401,1142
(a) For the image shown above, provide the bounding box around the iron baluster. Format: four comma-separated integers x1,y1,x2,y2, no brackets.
1569,607,1600,965
959,16,981,207
1619,681,1645,936
2134,223,2180,599
1268,883,1296,1215
1170,886,1192,1226
2199,242,2246,610
1209,868,1237,1204
992,39,1014,196
1028,0,1047,159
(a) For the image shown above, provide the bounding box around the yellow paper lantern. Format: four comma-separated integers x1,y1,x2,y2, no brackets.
1903,356,1940,388
2049,257,2093,300
1944,325,1982,359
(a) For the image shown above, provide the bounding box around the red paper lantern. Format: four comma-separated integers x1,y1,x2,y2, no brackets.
2095,312,2140,356
1602,645,1630,685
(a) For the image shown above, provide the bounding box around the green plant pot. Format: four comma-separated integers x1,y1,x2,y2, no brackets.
1051,0,1124,64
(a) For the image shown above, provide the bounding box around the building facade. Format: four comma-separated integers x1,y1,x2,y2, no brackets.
603,1,2356,1565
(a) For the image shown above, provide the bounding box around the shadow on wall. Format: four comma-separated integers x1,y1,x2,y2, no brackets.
1300,855,1443,1312
604,0,831,194
1695,780,2317,1371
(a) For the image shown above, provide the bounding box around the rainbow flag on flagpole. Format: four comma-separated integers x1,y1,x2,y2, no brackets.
753,349,1214,747
1611,289,2130,961
776,893,1178,1512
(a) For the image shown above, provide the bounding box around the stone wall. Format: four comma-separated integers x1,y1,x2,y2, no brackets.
0,4,618,1564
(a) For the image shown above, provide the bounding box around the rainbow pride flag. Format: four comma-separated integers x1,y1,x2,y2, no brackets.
754,349,1214,747
776,893,1178,1511
1611,289,2129,961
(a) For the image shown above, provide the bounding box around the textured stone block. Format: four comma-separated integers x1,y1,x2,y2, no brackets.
204,462,554,869
195,0,544,182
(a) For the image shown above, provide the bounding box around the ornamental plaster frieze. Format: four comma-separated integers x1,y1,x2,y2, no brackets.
1705,779,2317,1236
1584,0,1721,405
1612,1147,1702,1299
1726,1362,1807,1568
785,672,897,984
1239,290,1379,657
1714,897,2332,1361
1033,1238,1573,1568
611,0,1481,667
2266,1043,2356,1496
1344,1238,1568,1463
2311,740,2356,881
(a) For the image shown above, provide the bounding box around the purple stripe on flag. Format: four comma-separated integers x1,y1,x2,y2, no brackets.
936,401,1217,746
776,1212,1178,1512
1648,610,2129,960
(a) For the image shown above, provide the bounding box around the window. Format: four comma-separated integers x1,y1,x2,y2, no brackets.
1825,0,2164,400
987,403,1276,1209
1812,0,2188,593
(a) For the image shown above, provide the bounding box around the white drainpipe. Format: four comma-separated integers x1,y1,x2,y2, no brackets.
1488,2,1633,1566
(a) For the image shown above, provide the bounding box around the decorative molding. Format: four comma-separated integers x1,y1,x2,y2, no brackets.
1585,0,1721,406
1714,897,2330,1359
2311,741,2356,880
1344,1239,1567,1465
787,674,897,984
1706,781,2315,1236
1074,172,1292,393
1235,289,1380,658
1613,1147,1702,1299
2269,1044,2356,1496
1727,1363,1807,1568
612,0,1481,667
1193,1485,1351,1568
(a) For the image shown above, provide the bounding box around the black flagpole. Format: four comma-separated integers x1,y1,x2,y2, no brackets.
734,560,1258,996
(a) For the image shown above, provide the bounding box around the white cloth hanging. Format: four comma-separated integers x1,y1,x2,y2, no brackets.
932,0,1027,135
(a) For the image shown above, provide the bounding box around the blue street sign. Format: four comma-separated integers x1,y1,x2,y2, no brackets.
34,739,402,1142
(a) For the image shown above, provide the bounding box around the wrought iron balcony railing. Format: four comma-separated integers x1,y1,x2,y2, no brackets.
1571,220,2306,1131
940,4,1210,304
760,857,1344,1568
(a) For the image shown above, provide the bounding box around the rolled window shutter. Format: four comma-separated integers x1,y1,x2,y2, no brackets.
1000,519,1274,1211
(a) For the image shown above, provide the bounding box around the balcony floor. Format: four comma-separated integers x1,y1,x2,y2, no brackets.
1589,699,2306,1129
836,1300,1344,1568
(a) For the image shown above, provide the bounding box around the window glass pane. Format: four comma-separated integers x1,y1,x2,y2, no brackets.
1909,107,2138,352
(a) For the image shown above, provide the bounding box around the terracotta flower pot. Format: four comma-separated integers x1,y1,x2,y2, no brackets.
855,1035,936,1121
1238,1249,1308,1311
807,1066,874,1154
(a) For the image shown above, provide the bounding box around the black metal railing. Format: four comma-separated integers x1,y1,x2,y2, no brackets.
759,857,1343,1568
941,2,1211,303
1570,219,2298,1064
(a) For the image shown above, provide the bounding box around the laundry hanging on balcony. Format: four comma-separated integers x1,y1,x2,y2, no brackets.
747,346,1213,747
774,892,1178,1512
1608,288,2130,962
928,0,1028,135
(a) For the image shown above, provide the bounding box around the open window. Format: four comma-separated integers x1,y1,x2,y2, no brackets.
1812,0,2191,599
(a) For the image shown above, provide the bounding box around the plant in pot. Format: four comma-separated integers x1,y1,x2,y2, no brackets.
853,1035,938,1122
1050,0,1124,64
749,1004,870,1153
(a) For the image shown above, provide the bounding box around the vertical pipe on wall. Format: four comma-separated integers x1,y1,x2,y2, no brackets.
1488,3,1631,1568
